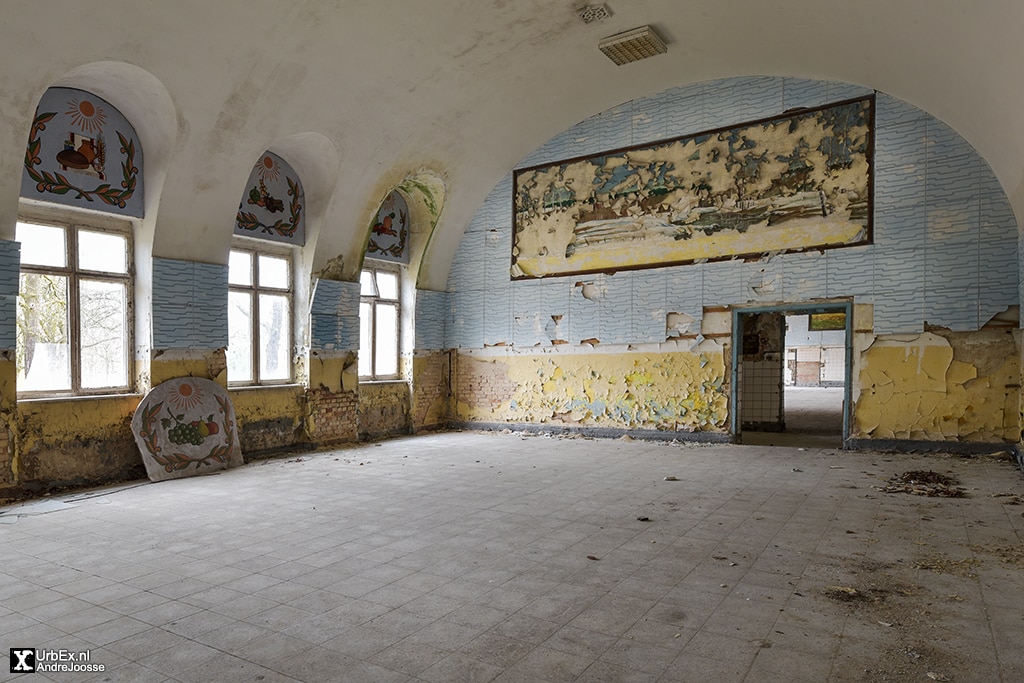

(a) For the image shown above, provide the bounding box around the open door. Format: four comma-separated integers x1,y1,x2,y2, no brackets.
737,311,785,432
734,303,851,447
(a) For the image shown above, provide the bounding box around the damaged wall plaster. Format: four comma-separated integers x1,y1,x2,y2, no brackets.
855,329,1021,442
358,381,411,440
412,351,451,431
231,385,306,454
455,347,729,432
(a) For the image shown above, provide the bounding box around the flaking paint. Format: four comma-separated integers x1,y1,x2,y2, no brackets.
231,385,305,454
854,330,1020,442
455,349,729,432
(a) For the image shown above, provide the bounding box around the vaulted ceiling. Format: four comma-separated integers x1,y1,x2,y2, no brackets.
0,1,1019,289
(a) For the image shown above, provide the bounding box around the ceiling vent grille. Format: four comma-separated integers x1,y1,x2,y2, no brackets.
575,4,612,24
599,25,667,65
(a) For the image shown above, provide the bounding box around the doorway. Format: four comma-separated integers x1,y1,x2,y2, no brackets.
733,303,850,447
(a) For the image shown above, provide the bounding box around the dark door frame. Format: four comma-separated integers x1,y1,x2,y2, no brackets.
731,300,853,444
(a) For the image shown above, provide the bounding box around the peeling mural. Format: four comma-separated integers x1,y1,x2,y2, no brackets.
855,330,1020,442
512,97,872,278
455,348,729,432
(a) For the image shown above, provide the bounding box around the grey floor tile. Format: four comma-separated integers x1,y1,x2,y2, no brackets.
1,433,1021,682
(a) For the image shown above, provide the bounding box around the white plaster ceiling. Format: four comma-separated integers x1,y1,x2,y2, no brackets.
0,1,1020,290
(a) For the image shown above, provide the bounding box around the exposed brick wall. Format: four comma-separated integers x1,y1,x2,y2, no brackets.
795,361,821,386
305,387,358,444
412,351,451,431
455,355,518,417
0,423,11,486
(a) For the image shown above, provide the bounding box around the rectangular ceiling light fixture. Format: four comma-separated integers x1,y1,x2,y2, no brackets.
599,25,667,65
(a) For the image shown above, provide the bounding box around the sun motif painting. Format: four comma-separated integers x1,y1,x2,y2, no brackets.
234,151,305,245
511,97,873,279
168,379,204,411
131,377,243,482
22,87,143,216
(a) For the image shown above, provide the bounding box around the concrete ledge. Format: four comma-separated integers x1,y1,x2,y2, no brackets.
452,421,732,443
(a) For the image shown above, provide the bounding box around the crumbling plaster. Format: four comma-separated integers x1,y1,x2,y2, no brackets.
455,343,729,433
854,329,1020,442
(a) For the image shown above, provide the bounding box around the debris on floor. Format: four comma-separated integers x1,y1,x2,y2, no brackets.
875,470,965,497
968,544,1024,566
664,476,679,481
912,554,981,577
823,586,864,602
990,492,1024,504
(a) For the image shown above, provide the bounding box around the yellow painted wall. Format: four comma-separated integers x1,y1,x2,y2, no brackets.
854,329,1020,442
358,381,410,438
231,385,306,453
17,394,142,485
455,347,729,432
151,350,227,386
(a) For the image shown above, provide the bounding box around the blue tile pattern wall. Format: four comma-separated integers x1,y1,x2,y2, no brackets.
434,77,1019,348
309,279,360,351
0,239,20,350
152,258,228,348
415,289,448,350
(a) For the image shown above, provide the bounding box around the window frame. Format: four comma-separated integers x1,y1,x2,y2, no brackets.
359,262,402,381
15,216,134,398
227,244,294,386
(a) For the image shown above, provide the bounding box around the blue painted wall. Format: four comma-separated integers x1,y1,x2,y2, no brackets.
422,77,1019,349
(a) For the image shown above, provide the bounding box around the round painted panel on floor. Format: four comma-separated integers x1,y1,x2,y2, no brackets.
131,377,243,482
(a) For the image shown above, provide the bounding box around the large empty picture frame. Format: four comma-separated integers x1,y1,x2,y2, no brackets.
511,96,873,279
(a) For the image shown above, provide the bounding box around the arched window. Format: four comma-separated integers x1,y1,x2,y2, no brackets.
359,190,410,380
17,87,143,395
228,151,305,385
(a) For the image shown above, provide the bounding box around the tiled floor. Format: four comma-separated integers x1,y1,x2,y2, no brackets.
2,432,1023,682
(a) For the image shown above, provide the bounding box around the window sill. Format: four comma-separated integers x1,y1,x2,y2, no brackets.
227,383,305,392
17,392,143,404
359,378,408,385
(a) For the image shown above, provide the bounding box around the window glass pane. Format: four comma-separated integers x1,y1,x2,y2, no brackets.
227,291,253,382
258,255,289,289
228,250,253,286
375,303,399,377
359,270,376,296
376,271,399,300
17,222,66,268
358,302,372,376
17,273,70,391
79,279,127,388
258,293,290,381
79,230,127,273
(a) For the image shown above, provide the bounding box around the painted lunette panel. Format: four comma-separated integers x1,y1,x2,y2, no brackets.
22,87,144,217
